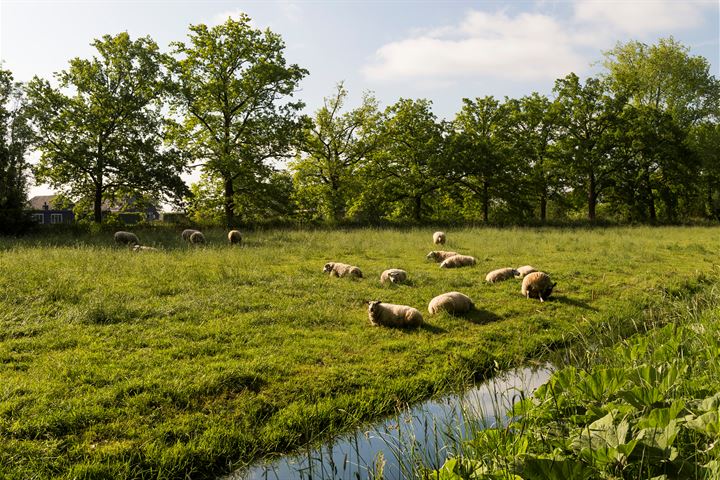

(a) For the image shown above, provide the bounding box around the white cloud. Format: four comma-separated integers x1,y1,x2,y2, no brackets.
363,11,586,82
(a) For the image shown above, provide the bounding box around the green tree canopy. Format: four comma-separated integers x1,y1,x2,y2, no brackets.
25,32,188,223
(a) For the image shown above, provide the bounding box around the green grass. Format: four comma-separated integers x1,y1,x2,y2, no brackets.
0,226,718,479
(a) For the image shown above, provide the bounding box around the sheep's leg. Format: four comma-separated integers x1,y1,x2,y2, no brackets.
539,294,545,302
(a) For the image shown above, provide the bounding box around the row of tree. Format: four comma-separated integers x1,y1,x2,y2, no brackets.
1,15,719,233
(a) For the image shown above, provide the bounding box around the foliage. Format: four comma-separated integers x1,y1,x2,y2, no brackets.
166,15,307,227
25,33,188,223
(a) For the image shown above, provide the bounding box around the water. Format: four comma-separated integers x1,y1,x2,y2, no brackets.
224,365,553,480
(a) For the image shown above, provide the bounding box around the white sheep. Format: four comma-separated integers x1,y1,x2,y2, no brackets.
521,272,556,302
181,229,200,242
380,269,408,284
439,254,477,268
428,292,474,315
433,231,447,245
485,268,519,283
515,265,537,279
323,262,363,278
367,300,423,328
114,231,139,246
132,245,158,252
425,250,459,263
228,230,242,245
189,231,206,244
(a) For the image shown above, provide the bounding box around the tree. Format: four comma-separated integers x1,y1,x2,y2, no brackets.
554,74,625,221
25,33,187,223
291,83,380,222
0,68,32,234
167,15,308,227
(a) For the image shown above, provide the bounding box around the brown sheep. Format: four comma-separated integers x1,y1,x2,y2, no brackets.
368,301,423,328
380,269,408,284
428,292,474,315
425,250,459,262
181,229,200,242
521,272,556,302
323,262,363,278
439,254,477,268
114,231,139,246
515,265,537,279
189,231,206,244
228,230,242,245
485,268,519,283
433,231,447,245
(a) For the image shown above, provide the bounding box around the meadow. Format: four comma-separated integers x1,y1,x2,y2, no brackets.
0,226,718,479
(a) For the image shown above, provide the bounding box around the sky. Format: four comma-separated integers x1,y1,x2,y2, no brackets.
1,0,718,198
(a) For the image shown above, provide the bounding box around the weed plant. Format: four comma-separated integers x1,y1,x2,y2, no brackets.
0,226,718,479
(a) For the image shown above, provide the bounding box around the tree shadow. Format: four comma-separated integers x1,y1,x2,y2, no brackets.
463,308,503,325
551,295,598,311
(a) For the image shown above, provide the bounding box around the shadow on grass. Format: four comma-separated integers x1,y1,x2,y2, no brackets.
464,308,503,325
552,295,598,311
419,322,447,334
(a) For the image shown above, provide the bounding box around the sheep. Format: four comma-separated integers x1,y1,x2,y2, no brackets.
132,245,158,252
521,272,556,302
181,229,200,242
439,254,476,268
485,268,519,283
323,262,363,278
433,231,447,245
428,292,474,316
367,300,423,328
380,268,408,284
228,230,242,245
515,265,537,279
425,250,459,263
189,231,206,245
114,231,139,246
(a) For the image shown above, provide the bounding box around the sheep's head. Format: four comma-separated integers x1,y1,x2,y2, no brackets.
426,251,437,260
367,300,382,315
322,263,334,273
543,282,557,298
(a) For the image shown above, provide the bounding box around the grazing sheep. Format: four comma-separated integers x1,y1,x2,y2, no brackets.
181,229,200,242
189,231,206,245
428,292,474,315
433,231,447,245
515,265,537,279
439,254,476,268
132,245,158,252
425,250,459,263
114,231,139,246
485,268,519,283
380,269,408,284
323,262,363,278
521,272,556,302
367,300,423,328
228,230,242,245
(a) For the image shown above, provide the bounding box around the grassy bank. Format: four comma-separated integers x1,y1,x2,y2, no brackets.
0,227,718,478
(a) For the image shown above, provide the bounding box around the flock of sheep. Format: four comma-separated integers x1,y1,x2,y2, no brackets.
114,228,556,329
323,231,557,329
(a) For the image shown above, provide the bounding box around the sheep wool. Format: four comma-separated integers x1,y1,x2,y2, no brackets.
521,272,556,302
439,254,477,269
228,230,242,245
368,301,423,328
433,231,447,245
425,251,459,262
189,231,206,244
132,245,158,252
428,292,474,315
485,268,519,283
114,231,139,246
515,265,537,279
380,269,408,284
323,262,363,278
181,229,200,242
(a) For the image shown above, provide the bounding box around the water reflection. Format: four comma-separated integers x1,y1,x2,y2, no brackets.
225,365,553,480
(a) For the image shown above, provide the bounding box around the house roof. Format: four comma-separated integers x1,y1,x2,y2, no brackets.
27,195,59,210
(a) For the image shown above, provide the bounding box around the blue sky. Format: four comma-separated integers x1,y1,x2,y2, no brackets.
1,0,718,196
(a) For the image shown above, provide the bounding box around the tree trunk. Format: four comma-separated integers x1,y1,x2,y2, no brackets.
329,177,342,222
588,171,596,221
413,195,422,222
224,176,236,227
540,188,547,222
93,184,103,223
482,181,489,223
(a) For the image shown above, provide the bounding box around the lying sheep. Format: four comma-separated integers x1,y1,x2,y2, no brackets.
515,265,537,279
485,268,519,283
426,250,459,262
368,300,423,328
228,230,242,245
181,229,200,242
132,245,158,252
521,272,556,302
439,254,476,268
323,262,363,278
433,231,446,245
114,231,139,246
428,292,474,315
189,231,206,244
380,269,408,284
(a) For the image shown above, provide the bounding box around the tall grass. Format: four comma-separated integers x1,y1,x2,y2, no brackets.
0,226,718,478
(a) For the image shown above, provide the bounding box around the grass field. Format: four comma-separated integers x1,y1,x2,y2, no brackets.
0,226,718,479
